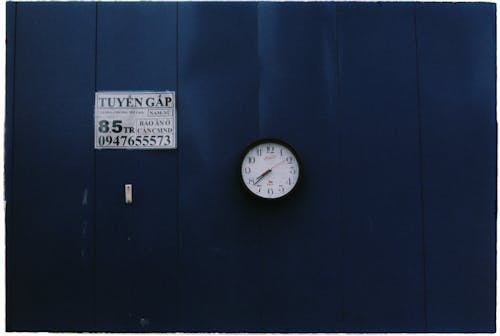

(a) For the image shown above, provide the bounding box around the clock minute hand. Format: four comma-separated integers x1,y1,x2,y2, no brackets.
253,160,287,185
254,168,272,185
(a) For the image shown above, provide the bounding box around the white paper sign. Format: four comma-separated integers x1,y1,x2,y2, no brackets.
94,91,176,149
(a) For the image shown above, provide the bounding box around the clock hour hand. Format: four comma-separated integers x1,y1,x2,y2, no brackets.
254,168,272,185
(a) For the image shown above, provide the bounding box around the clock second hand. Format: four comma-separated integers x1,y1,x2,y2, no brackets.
253,159,287,185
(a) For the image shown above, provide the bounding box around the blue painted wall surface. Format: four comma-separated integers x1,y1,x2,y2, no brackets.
5,2,496,332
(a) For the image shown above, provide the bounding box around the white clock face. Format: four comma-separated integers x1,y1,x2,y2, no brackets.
241,140,301,199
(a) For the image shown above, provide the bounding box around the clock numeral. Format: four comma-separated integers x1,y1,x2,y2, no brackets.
248,156,256,164
267,188,274,195
256,148,262,156
280,148,283,156
266,145,275,154
289,167,297,175
278,185,285,193
244,167,251,174
248,178,255,185
257,185,262,193
286,177,292,185
286,156,294,164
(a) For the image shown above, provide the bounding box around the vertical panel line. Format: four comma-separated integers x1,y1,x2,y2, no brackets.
175,2,181,331
6,2,18,330
93,2,98,330
256,3,265,331
334,4,346,331
257,4,261,137
413,4,428,331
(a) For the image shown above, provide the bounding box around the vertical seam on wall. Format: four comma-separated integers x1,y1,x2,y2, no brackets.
334,4,346,331
257,4,261,137
413,3,428,331
491,6,497,330
256,3,264,331
6,3,18,329
175,2,181,331
93,2,98,330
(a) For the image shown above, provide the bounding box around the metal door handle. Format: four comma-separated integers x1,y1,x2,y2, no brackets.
125,184,132,205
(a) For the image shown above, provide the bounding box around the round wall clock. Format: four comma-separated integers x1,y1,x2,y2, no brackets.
240,138,302,200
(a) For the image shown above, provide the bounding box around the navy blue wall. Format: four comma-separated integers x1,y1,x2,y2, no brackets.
6,3,96,330
94,3,178,332
5,2,496,332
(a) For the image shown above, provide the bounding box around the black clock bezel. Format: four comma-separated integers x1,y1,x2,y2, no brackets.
239,138,302,201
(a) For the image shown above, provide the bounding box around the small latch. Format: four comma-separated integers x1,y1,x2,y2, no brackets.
125,184,132,205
